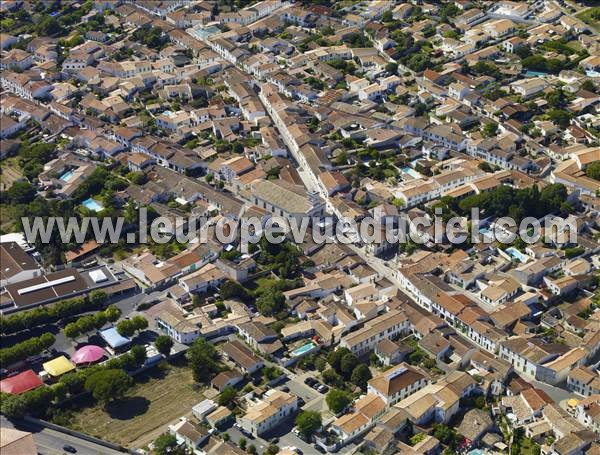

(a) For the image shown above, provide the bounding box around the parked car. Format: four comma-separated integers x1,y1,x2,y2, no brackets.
304,377,316,386
281,386,290,392
63,445,77,453
240,428,254,439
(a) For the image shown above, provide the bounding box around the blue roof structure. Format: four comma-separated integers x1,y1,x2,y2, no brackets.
99,327,130,349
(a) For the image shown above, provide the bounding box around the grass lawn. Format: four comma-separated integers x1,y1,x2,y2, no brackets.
0,156,23,191
576,7,600,32
0,203,18,233
65,361,203,449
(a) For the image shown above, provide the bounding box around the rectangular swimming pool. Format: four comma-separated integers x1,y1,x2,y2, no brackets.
59,170,75,182
291,342,315,357
401,167,421,179
82,198,104,212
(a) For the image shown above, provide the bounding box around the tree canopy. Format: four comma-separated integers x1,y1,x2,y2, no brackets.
154,335,174,357
326,389,353,414
586,161,600,181
84,369,133,405
186,337,220,383
116,316,148,338
295,410,322,438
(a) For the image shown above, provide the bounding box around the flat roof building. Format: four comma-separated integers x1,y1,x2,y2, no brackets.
3,266,118,311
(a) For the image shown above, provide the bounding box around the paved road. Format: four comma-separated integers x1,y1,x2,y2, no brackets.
1,416,125,455
226,426,269,454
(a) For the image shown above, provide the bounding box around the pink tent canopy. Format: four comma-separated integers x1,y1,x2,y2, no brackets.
71,345,106,365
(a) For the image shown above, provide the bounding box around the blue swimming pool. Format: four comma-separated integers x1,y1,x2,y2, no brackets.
506,247,527,263
60,170,75,182
82,198,104,212
524,70,547,77
468,450,486,455
401,167,421,179
291,342,315,357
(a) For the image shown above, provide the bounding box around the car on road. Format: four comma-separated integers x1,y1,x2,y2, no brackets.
297,397,305,407
62,445,77,453
316,384,329,393
304,377,317,386
240,428,254,439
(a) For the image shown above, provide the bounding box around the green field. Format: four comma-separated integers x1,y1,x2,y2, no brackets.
0,156,23,191
64,361,203,449
576,7,600,32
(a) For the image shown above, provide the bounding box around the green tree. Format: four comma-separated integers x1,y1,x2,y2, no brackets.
218,386,237,407
219,279,247,300
580,80,596,93
130,344,147,366
88,290,107,307
326,389,352,414
37,16,61,36
295,410,322,438
186,337,220,383
482,122,498,138
6,181,37,204
315,357,327,372
385,62,398,75
64,322,80,339
84,369,133,405
548,109,572,128
327,347,351,373
154,335,174,357
105,305,121,322
116,315,148,337
586,161,600,181
256,290,285,316
0,394,29,419
0,332,55,366
432,423,457,446
59,372,85,395
340,353,358,379
350,364,372,391
410,432,427,446
322,368,343,387
154,433,186,455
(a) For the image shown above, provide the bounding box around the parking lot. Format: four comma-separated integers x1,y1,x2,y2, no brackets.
228,414,321,455
225,372,334,455
282,373,322,404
